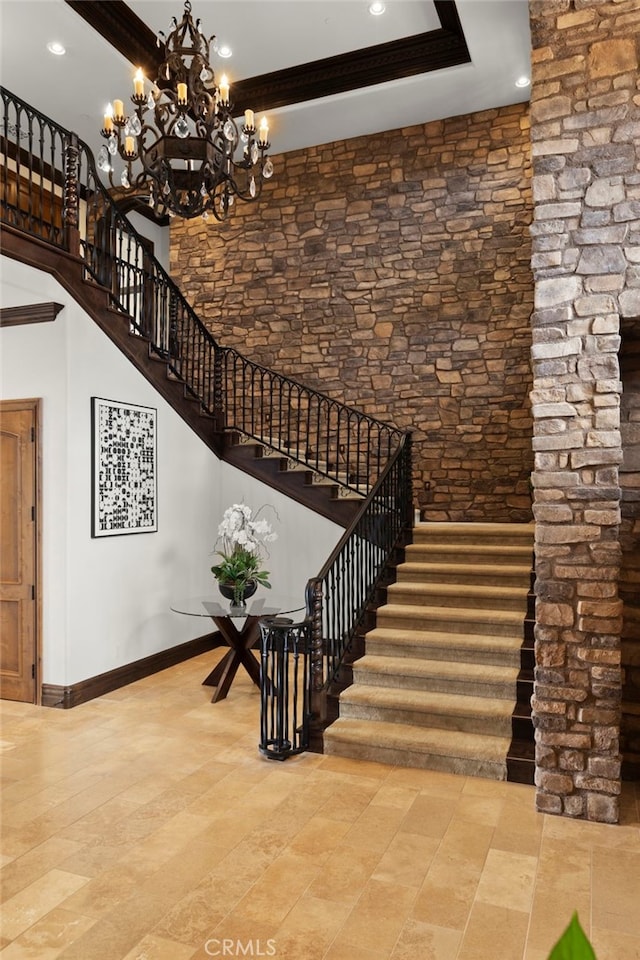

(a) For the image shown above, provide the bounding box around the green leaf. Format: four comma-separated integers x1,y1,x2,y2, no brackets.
548,913,597,960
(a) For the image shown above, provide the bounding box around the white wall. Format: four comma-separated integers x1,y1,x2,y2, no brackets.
1,257,341,688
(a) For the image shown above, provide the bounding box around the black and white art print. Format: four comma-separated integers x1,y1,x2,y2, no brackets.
91,397,157,537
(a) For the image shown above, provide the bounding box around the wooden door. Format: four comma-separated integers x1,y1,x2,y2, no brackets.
0,399,39,702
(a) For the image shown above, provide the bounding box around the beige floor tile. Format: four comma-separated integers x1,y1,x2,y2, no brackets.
334,878,416,954
323,939,384,960
390,918,462,960
591,926,640,960
372,831,440,888
475,848,538,913
398,793,455,839
411,880,473,931
526,890,591,955
0,836,83,901
1,869,91,940
0,907,96,960
306,844,383,904
120,933,197,960
273,892,352,957
456,902,530,960
592,848,640,938
343,802,408,852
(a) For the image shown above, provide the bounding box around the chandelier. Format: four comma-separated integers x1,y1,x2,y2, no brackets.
97,0,274,220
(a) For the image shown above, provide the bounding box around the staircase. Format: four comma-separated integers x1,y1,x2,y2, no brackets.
324,521,535,782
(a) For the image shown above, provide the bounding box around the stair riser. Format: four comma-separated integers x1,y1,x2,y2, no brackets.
365,639,521,667
376,611,523,636
351,670,516,700
340,701,513,736
386,589,528,612
323,736,507,781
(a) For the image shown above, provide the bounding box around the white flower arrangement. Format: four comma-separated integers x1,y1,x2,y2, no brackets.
211,504,278,603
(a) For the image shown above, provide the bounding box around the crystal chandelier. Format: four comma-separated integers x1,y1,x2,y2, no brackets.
97,0,274,220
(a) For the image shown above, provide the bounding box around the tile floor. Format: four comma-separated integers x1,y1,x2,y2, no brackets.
1,649,639,960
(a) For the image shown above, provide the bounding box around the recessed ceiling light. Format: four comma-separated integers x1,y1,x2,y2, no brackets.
515,75,531,88
369,2,385,15
218,44,232,58
47,41,66,56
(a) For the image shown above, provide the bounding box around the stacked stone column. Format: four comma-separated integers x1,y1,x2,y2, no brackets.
529,0,639,822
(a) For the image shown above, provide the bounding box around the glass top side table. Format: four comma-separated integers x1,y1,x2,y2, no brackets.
171,592,305,702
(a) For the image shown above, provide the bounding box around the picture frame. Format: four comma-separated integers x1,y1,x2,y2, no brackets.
91,397,158,537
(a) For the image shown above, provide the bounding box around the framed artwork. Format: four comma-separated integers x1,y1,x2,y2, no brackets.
91,397,157,537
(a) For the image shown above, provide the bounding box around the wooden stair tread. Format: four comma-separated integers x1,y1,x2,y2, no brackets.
365,627,523,649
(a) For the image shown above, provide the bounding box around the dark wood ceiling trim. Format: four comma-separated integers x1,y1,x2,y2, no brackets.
64,0,159,78
64,1,470,114
0,302,64,327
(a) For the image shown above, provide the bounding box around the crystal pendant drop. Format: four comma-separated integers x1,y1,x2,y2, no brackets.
124,118,131,136
241,128,249,143
120,169,130,189
251,142,259,165
147,91,155,110
107,134,118,156
175,116,189,138
249,176,256,198
148,193,155,207
130,115,142,136
263,158,274,180
97,146,110,172
200,183,207,197
202,211,209,221
162,181,171,196
200,66,214,87
228,194,234,206
223,119,235,141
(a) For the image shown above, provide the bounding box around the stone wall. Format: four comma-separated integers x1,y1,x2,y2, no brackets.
529,0,640,822
170,104,534,522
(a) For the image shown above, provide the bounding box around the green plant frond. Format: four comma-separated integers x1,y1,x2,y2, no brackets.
548,913,597,960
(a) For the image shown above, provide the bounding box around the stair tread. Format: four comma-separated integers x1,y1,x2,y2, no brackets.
341,684,515,717
377,603,524,623
365,627,523,649
388,582,529,600
354,654,519,682
398,561,532,575
325,717,511,761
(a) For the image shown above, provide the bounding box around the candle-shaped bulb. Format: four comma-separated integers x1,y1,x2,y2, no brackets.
125,136,135,155
259,116,269,143
177,82,188,105
103,103,114,133
113,99,124,121
244,109,254,130
219,74,230,103
134,68,144,97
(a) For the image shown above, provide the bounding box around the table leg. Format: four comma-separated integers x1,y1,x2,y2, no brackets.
202,615,262,702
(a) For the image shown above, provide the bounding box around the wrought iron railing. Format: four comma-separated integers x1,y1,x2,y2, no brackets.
306,433,413,712
1,86,414,748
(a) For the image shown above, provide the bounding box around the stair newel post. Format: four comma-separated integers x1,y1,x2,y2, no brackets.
306,578,327,751
62,132,80,257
